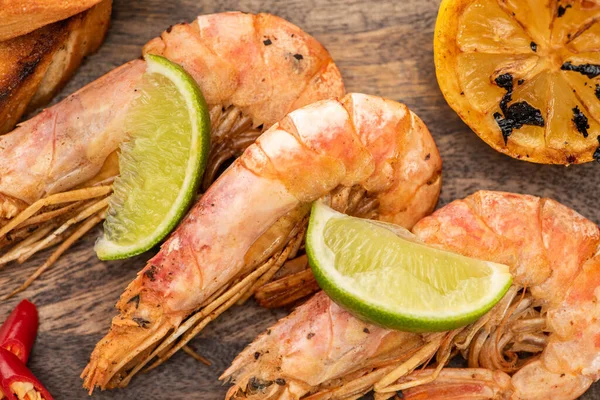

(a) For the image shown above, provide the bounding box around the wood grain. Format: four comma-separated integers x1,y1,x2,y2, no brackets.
1,0,599,398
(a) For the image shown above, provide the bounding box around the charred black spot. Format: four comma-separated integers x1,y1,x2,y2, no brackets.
495,73,513,92
557,4,571,17
293,53,303,60
0,58,42,101
17,59,41,84
275,378,286,386
596,84,600,101
494,103,545,144
503,103,544,128
166,25,173,33
530,41,537,52
363,328,370,334
132,317,150,328
306,332,315,339
493,73,544,143
397,390,404,398
144,265,158,281
518,79,525,85
248,377,273,392
127,294,140,307
424,153,431,161
263,39,272,46
561,61,600,79
572,106,590,138
494,113,512,142
594,136,600,163
495,73,513,113
567,155,576,164
254,352,260,360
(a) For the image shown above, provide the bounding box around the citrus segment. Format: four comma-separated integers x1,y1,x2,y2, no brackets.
563,70,600,120
95,54,210,260
569,23,600,53
306,202,513,332
457,53,540,113
547,73,600,153
501,0,552,46
457,0,532,53
551,2,600,46
505,72,550,151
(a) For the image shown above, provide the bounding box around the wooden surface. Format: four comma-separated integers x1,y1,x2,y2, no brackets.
1,0,599,398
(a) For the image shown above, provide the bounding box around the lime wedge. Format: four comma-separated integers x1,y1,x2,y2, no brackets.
95,54,210,260
306,202,512,332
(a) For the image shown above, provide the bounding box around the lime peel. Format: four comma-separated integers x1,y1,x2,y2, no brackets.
306,201,513,332
95,54,210,260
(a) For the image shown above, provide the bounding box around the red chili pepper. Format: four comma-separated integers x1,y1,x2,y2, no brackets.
0,300,38,364
0,348,53,400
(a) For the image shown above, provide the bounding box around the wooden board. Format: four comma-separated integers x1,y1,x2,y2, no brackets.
1,0,599,398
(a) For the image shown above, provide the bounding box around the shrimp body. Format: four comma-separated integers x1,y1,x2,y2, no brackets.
222,191,600,400
82,93,442,391
224,291,429,399
0,61,145,206
0,12,343,289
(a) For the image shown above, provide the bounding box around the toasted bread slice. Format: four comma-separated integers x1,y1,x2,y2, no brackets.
0,0,111,134
0,0,105,41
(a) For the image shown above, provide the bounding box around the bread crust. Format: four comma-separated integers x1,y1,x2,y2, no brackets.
0,0,105,41
0,0,112,134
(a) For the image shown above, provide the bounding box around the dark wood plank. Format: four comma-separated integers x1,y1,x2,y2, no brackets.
1,0,599,398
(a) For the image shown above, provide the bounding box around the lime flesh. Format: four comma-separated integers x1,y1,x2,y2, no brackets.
306,202,512,332
95,54,210,260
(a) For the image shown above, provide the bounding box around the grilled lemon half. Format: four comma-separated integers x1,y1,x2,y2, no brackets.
435,0,600,164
